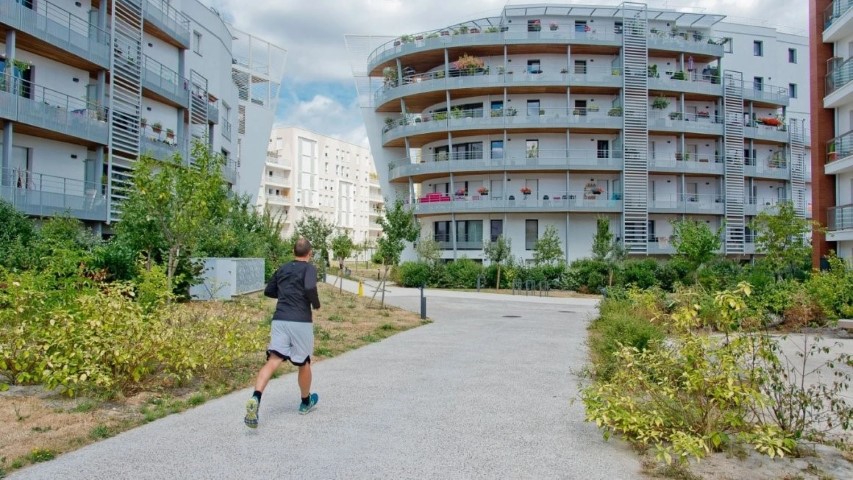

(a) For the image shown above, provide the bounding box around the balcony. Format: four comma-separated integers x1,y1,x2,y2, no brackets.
207,101,219,124
824,0,853,41
744,196,788,216
142,0,191,48
744,155,789,180
382,107,622,146
141,55,188,107
742,82,790,106
390,149,622,181
648,111,724,135
0,0,111,69
265,153,292,169
410,190,622,215
826,56,853,109
648,193,724,215
0,75,108,145
140,135,180,161
648,75,722,97
223,159,237,185
646,30,725,57
647,240,676,255
367,29,622,72
649,154,724,175
374,66,621,108
1,168,107,221
828,204,853,242
826,130,853,175
266,174,291,188
265,193,290,206
744,123,789,143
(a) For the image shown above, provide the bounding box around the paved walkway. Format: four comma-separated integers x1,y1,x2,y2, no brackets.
12,277,641,479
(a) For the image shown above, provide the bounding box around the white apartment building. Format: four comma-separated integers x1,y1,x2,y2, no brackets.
814,0,853,264
347,3,812,263
261,127,384,247
0,0,285,229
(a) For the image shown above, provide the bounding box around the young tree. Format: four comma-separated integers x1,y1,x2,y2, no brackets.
592,217,614,262
295,214,335,265
330,231,355,269
671,219,722,283
415,232,441,265
533,225,563,265
117,142,229,291
484,234,512,291
751,201,816,281
374,199,419,306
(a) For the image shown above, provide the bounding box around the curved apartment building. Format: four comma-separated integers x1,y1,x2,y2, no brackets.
0,0,285,229
349,3,812,263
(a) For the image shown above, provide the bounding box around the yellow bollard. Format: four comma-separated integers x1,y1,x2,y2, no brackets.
358,280,364,297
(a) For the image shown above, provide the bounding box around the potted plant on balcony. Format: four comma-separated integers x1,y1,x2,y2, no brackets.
140,117,148,129
454,53,485,76
151,121,163,134
608,107,623,117
549,22,559,31
671,70,687,80
520,186,532,196
455,188,467,197
647,64,659,78
587,104,599,113
478,186,489,195
669,111,683,120
828,141,837,162
651,97,669,110
166,128,175,140
697,111,710,118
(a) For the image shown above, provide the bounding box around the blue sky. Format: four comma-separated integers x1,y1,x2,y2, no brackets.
209,0,808,147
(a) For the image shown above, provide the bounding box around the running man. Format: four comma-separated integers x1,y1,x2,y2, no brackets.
244,237,321,428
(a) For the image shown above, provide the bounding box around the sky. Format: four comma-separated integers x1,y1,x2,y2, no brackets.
208,0,808,148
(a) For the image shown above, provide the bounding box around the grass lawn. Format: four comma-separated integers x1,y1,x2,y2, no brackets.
0,283,427,475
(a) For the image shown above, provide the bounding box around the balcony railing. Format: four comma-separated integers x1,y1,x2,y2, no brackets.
222,118,232,141
0,74,108,144
743,122,789,142
742,81,790,105
0,0,111,68
266,174,291,187
143,0,191,47
382,107,622,142
744,155,789,179
140,135,180,160
410,190,622,215
648,73,722,96
744,196,789,215
827,56,853,95
825,0,853,30
649,154,724,174
142,55,188,106
828,204,853,231
223,159,237,185
648,111,723,135
207,101,219,124
827,130,853,164
648,193,725,214
389,149,622,179
0,168,107,221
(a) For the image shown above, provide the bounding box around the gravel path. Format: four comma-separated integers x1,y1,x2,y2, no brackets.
12,279,641,479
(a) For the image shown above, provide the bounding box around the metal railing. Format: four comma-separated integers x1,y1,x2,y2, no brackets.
140,135,180,160
142,55,188,106
825,0,853,30
222,118,232,141
207,100,219,124
1,167,107,221
828,204,853,231
0,74,108,144
143,0,191,47
827,130,853,164
410,190,623,214
827,56,853,95
648,193,725,213
0,0,111,67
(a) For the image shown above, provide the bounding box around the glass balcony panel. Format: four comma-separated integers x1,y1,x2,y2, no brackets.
140,135,180,160
649,154,724,174
648,111,724,135
825,0,853,30
0,0,111,68
827,130,853,165
143,0,191,47
411,190,622,214
222,118,232,141
828,204,853,231
142,55,189,106
1,168,107,221
4,75,108,144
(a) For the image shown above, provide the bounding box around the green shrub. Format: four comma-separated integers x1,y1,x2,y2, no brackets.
90,240,138,281
658,257,692,291
618,259,660,289
588,297,665,380
805,256,853,321
443,258,483,288
396,261,432,287
697,259,742,291
566,258,608,293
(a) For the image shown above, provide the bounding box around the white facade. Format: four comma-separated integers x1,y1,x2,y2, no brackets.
348,3,812,264
260,127,383,247
821,1,853,262
0,0,284,227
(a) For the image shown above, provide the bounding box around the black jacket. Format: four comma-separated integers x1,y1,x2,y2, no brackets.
264,261,321,322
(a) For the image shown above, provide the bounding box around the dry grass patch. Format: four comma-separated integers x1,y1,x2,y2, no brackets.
0,283,424,475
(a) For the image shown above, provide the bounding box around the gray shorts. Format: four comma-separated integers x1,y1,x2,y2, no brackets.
268,320,314,366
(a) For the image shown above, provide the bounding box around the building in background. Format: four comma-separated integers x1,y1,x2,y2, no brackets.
811,0,853,265
0,0,285,230
261,126,383,249
347,2,812,263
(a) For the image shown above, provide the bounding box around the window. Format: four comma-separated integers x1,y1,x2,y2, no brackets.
193,30,202,55
490,140,504,159
527,19,541,32
788,48,797,64
456,220,483,249
574,99,587,116
527,59,541,74
434,221,451,243
597,140,610,159
574,60,587,75
614,21,623,34
525,219,538,250
574,20,588,33
753,40,763,57
527,99,540,117
753,76,763,91
490,220,503,242
526,139,539,159
451,141,483,161
789,83,797,98
723,37,733,53
647,220,656,242
490,100,503,116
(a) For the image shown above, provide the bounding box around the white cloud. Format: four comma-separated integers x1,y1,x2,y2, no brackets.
275,95,369,147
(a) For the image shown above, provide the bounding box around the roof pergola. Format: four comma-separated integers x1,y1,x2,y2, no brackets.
501,4,725,28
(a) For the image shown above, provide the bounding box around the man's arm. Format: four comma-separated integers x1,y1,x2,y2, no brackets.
304,266,321,310
263,270,279,298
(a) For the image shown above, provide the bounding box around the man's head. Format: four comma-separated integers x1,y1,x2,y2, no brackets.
294,237,312,259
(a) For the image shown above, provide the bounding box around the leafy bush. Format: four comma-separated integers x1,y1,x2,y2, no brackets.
565,258,608,293
697,259,742,291
587,295,664,380
657,257,692,291
396,261,432,287
443,258,483,288
618,259,660,289
805,256,853,321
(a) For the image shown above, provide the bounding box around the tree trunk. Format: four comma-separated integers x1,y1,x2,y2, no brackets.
380,265,389,308
166,245,180,298
496,265,502,292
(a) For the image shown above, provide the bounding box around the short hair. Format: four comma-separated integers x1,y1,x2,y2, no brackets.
294,237,312,257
